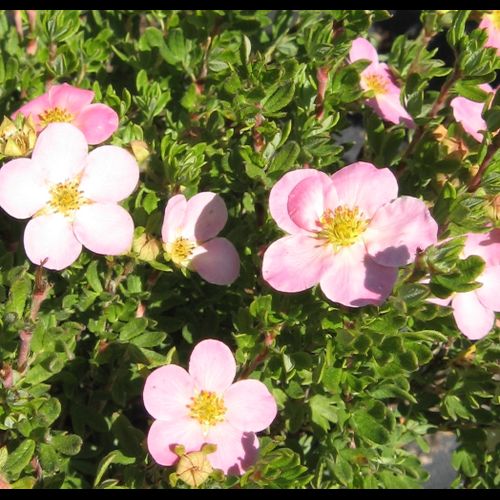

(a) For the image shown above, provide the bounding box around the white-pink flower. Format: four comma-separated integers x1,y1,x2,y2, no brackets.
429,230,500,340
143,339,277,475
450,84,495,142
161,192,240,285
479,11,500,56
0,123,139,270
13,82,119,145
262,163,438,307
349,37,414,127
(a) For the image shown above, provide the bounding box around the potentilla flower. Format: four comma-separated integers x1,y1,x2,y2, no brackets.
161,192,240,285
349,37,414,128
479,10,500,56
143,339,277,475
0,123,139,270
13,82,118,145
262,163,438,307
429,230,500,340
450,84,495,142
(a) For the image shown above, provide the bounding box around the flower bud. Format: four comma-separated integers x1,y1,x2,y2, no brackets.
176,450,213,487
133,232,161,262
0,115,36,157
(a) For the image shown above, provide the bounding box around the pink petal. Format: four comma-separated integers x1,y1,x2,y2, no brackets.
206,423,259,475
73,203,134,255
451,291,495,340
365,196,438,267
450,96,487,142
319,241,398,307
269,169,327,234
180,192,228,243
428,295,453,307
143,365,194,421
48,83,94,115
31,123,88,184
262,234,332,293
24,214,82,270
480,17,500,56
190,237,240,285
286,174,334,231
330,162,398,218
224,379,277,432
161,194,187,243
147,418,205,467
0,159,49,219
463,230,500,266
371,92,415,128
79,146,139,202
12,92,51,129
73,103,119,144
349,37,379,64
188,339,236,393
475,265,500,312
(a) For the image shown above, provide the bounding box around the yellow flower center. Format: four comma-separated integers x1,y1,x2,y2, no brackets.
188,390,226,434
48,180,85,216
168,237,195,267
490,11,500,30
318,205,368,252
363,73,389,95
38,107,74,127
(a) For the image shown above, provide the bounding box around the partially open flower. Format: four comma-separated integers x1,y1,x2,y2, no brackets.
0,115,36,157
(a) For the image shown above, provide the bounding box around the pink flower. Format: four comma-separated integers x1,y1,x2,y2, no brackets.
161,192,240,285
0,123,139,270
143,339,277,475
479,11,500,56
450,84,495,142
13,83,118,145
349,37,414,127
429,230,500,340
262,163,438,307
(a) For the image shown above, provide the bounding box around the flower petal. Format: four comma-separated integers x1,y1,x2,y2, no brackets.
349,37,379,64
143,365,194,421
31,123,88,184
476,265,500,312
147,418,205,467
0,159,49,219
371,92,415,128
262,234,332,293
206,424,259,475
365,196,438,267
180,192,228,243
480,16,500,56
12,92,51,129
161,194,187,243
287,173,334,231
79,146,139,202
224,379,277,432
269,169,327,234
190,237,240,285
24,214,82,270
451,291,495,340
450,96,487,143
320,242,398,307
330,162,399,218
48,83,94,114
73,203,134,255
73,103,119,144
463,229,500,266
188,339,236,393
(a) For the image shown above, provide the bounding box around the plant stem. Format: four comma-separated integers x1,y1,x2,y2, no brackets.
468,133,500,192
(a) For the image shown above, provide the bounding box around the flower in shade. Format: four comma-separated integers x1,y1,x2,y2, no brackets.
479,10,500,56
262,162,438,307
143,339,277,475
349,37,414,128
13,82,119,145
0,123,139,270
161,192,240,285
429,230,500,340
450,84,495,142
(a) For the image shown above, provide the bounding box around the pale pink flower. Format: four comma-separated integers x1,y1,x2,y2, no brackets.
143,339,277,475
429,230,500,340
13,82,118,145
0,123,139,270
450,84,495,142
479,11,500,56
161,192,240,285
262,163,438,307
349,37,414,127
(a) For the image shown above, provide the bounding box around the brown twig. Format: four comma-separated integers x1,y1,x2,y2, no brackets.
315,66,330,121
468,133,500,192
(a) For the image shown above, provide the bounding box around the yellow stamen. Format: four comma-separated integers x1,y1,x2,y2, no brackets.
491,11,500,30
38,107,74,127
318,205,368,252
188,390,226,435
363,73,389,95
168,237,195,267
48,180,85,216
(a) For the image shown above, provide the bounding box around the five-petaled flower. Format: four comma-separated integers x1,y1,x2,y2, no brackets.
143,339,277,475
0,123,139,270
349,37,414,128
13,82,119,145
429,230,500,340
479,10,500,56
262,162,438,307
161,192,240,285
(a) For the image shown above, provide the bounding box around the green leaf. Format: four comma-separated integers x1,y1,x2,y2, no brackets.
51,434,82,456
446,10,471,47
38,444,60,474
85,261,103,293
268,141,300,173
455,81,490,102
263,82,295,113
310,395,338,432
6,273,31,319
119,318,148,341
4,439,35,480
351,411,390,445
94,450,136,487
